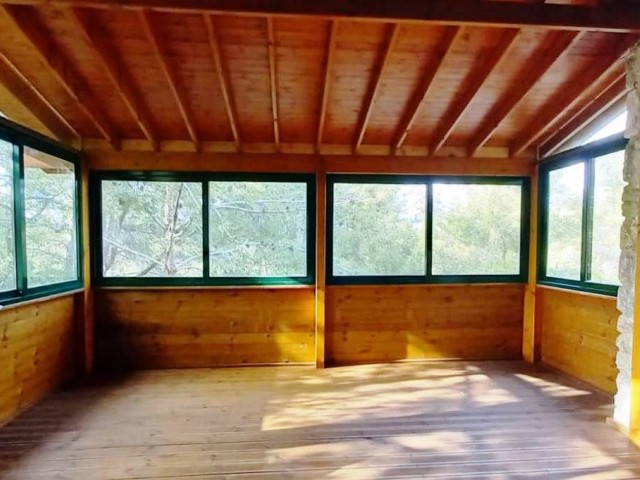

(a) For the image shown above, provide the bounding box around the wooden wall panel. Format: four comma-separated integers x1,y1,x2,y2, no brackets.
538,286,619,394
327,284,524,364
95,288,316,369
0,295,76,426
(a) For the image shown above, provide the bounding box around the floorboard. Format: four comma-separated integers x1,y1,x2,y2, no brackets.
0,361,639,479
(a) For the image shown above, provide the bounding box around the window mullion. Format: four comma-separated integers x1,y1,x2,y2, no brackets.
202,180,210,279
13,143,27,295
581,158,595,283
425,179,433,282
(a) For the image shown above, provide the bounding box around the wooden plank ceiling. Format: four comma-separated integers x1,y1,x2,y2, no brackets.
0,0,637,158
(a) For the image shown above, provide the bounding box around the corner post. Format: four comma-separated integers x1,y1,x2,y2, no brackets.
315,170,327,368
523,164,540,362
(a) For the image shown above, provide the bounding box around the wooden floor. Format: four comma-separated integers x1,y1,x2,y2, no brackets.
1,361,640,479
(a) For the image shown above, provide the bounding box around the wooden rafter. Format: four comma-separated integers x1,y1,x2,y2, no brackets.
392,26,462,153
203,14,240,151
510,35,637,157
0,50,79,140
69,8,159,149
316,20,337,152
138,10,200,150
467,30,584,157
0,0,639,33
353,22,400,154
540,72,627,157
266,17,280,151
429,28,520,155
1,5,118,147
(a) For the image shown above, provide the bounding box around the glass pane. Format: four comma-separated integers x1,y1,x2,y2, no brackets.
0,140,15,292
24,148,77,287
102,181,203,278
546,162,584,280
591,150,625,285
209,181,307,277
432,183,522,275
333,183,426,276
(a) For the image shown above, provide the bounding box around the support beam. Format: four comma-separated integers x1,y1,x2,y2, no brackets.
539,72,627,157
510,36,637,157
0,0,639,33
429,28,519,155
75,160,94,375
353,22,400,154
138,10,200,150
203,14,240,151
467,30,584,157
316,20,337,152
69,8,159,150
392,26,461,153
266,17,280,151
0,51,79,141
1,5,118,147
522,165,539,363
315,171,327,368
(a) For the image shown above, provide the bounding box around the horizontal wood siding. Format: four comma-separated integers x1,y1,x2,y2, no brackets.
327,284,524,364
538,287,619,394
95,288,316,369
0,295,76,426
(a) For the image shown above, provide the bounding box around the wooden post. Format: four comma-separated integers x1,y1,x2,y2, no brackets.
628,221,640,445
74,160,94,375
315,171,327,368
522,165,539,362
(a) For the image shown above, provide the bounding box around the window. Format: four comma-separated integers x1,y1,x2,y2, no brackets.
432,181,525,276
209,181,309,278
24,148,78,287
539,136,626,295
0,140,15,293
0,126,82,306
92,173,315,286
101,180,203,278
327,175,529,285
332,182,426,277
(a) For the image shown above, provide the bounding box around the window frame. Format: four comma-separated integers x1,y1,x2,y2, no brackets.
91,171,316,287
327,174,530,286
0,119,83,306
538,134,627,296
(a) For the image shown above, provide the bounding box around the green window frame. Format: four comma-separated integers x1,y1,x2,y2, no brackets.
327,174,530,285
538,134,627,296
0,119,83,307
91,171,316,287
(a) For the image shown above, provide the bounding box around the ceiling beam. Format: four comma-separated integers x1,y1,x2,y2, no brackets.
1,5,118,148
266,17,280,152
353,22,400,154
510,35,637,157
0,51,79,141
392,26,462,153
539,72,627,158
138,10,200,150
203,14,240,151
69,8,159,150
0,0,639,33
429,28,519,155
316,20,337,152
467,30,584,157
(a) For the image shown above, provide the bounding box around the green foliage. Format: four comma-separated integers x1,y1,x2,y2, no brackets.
102,181,203,278
24,154,77,288
591,151,625,285
547,162,584,280
0,141,15,292
209,182,307,277
333,183,426,276
432,184,522,275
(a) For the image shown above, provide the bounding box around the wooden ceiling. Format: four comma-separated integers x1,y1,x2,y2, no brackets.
0,0,637,158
